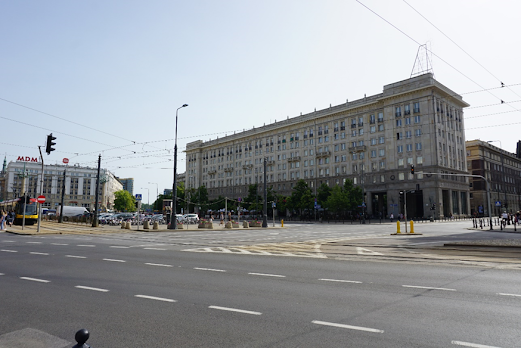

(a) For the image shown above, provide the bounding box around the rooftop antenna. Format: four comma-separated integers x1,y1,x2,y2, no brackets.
410,43,434,78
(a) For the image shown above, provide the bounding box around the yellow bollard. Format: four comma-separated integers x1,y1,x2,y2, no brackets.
281,219,284,227
410,220,414,234
396,220,401,234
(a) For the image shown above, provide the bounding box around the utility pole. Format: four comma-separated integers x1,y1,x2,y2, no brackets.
262,157,268,228
37,146,44,233
92,154,101,227
59,169,66,223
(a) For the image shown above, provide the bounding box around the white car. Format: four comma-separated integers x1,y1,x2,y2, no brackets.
182,214,199,223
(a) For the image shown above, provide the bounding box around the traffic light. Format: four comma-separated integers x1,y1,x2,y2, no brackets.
45,133,56,155
410,165,415,174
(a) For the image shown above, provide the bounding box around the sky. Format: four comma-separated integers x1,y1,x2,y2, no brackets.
1,0,521,204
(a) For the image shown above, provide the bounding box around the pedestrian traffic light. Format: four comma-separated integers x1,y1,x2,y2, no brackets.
45,133,56,155
410,165,415,174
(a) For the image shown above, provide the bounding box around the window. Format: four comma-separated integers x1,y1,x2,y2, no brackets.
359,152,364,159
398,158,404,166
370,114,375,124
405,117,411,125
406,144,413,152
324,136,329,142
359,128,364,136
416,142,422,150
397,145,403,153
370,126,376,133
413,102,420,113
395,106,401,117
399,173,405,180
396,119,402,127
352,130,357,137
352,153,357,160
404,104,410,115
417,156,423,164
397,132,403,140
318,137,323,144
380,161,385,169
378,112,384,122
379,149,385,157
379,136,385,144
414,115,421,123
406,130,412,139
378,124,384,131
371,138,377,145
407,157,413,165
415,129,422,137
371,150,376,158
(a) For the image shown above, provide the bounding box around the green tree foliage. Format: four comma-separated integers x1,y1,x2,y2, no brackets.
317,183,332,206
324,185,348,214
344,178,363,210
245,184,261,212
288,180,313,215
114,190,136,212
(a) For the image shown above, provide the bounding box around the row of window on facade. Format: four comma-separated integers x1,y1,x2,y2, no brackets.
395,102,421,117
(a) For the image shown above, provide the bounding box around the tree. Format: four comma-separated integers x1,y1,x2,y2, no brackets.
324,185,348,214
344,178,363,211
288,180,313,215
317,183,332,206
114,190,136,212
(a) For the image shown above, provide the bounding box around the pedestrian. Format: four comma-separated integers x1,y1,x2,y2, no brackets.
7,210,14,227
390,213,394,223
219,213,224,226
0,210,5,231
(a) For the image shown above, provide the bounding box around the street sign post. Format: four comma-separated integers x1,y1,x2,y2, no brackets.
37,195,46,204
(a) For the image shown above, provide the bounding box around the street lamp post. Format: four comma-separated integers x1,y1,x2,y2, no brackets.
169,104,188,229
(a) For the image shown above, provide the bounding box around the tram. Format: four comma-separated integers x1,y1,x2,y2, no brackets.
0,196,39,225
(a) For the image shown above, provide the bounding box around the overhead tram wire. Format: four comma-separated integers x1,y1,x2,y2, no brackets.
402,0,521,114
355,0,513,107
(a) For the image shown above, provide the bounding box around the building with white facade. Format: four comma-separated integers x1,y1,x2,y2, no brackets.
3,159,122,211
185,73,471,218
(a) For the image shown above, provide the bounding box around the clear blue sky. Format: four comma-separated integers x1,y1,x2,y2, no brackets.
1,0,520,203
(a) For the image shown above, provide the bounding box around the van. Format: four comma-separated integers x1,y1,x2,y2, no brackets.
56,206,90,217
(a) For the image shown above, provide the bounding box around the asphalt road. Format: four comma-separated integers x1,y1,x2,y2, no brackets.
1,222,521,347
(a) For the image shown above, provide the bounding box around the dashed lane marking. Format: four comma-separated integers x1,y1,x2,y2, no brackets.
135,295,177,302
319,278,362,284
451,341,502,348
209,305,262,315
402,285,456,291
65,255,86,259
29,252,49,256
1,249,17,253
20,277,50,283
194,267,226,272
75,285,109,292
312,320,384,333
497,292,521,297
248,272,286,278
103,259,126,263
145,263,173,267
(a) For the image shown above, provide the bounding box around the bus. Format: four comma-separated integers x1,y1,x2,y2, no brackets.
0,196,39,225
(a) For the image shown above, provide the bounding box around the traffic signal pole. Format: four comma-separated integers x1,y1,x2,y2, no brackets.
37,146,44,233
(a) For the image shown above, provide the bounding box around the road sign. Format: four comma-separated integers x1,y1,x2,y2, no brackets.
362,202,366,208
238,197,242,202
37,195,46,203
135,194,142,200
63,158,69,164
272,202,276,208
495,201,501,207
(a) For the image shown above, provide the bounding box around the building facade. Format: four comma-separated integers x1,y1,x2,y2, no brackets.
3,159,122,211
119,178,134,196
466,139,521,216
185,73,471,218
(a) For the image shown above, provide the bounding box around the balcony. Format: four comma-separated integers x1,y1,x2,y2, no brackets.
348,145,367,152
340,126,345,130
208,169,217,175
318,131,323,135
351,124,357,128
224,167,233,172
378,118,384,123
242,164,253,169
287,156,301,162
316,151,331,158
266,160,275,166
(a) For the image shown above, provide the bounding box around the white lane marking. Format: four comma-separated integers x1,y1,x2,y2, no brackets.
26,242,42,244
497,292,521,298
312,320,384,333
103,259,126,263
145,263,173,267
248,272,286,278
77,245,95,247
135,295,177,302
1,249,17,253
209,306,261,315
110,246,130,249
0,273,4,275
75,286,109,292
356,247,383,256
402,285,456,291
319,278,362,284
143,248,167,251
2,240,15,242
30,252,49,255
51,243,69,246
194,267,226,272
66,255,87,259
20,277,50,283
451,341,502,348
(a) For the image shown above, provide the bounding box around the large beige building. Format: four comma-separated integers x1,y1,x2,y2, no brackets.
185,73,470,218
466,139,521,216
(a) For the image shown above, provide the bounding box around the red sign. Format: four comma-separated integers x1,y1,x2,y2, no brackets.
37,195,46,203
17,156,38,163
63,158,69,164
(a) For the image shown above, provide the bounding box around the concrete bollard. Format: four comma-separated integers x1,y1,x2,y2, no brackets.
243,221,249,228
121,222,126,229
153,221,159,230
143,220,150,229
125,221,131,229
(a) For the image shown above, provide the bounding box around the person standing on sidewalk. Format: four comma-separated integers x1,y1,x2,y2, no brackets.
0,211,5,231
7,210,14,227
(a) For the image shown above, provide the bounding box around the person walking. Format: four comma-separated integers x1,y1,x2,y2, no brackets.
0,211,5,231
390,213,394,223
7,210,14,227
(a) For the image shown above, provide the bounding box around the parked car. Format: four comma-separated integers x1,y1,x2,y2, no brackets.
182,214,199,223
